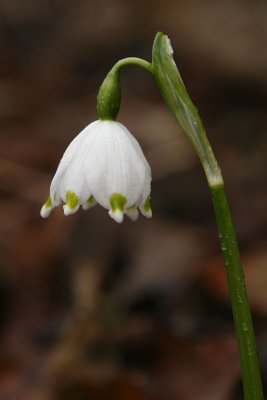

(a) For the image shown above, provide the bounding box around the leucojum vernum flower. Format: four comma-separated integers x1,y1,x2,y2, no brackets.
41,33,264,399
40,120,151,223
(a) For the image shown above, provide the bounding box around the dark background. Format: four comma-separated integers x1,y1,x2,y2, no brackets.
0,1,267,399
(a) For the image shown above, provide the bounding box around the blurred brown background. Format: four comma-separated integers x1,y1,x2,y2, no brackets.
0,1,267,399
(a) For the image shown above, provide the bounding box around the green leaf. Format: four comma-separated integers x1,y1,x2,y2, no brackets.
152,32,222,187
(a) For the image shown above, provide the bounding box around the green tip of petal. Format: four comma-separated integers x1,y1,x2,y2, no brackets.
44,196,52,208
109,192,127,213
82,195,96,210
140,196,152,219
109,209,124,223
40,196,53,218
87,195,96,206
66,191,79,209
127,205,136,211
143,196,151,212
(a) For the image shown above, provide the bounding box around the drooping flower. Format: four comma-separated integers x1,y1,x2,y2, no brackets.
40,120,152,223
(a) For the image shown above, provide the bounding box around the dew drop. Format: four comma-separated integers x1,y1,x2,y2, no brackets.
242,322,248,332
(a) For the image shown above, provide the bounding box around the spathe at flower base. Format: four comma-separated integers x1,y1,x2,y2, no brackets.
40,120,152,223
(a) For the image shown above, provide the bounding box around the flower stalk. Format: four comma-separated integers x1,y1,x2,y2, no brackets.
97,58,152,121
152,32,263,400
211,185,263,400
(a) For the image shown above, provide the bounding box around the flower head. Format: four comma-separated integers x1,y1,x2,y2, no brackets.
41,120,152,223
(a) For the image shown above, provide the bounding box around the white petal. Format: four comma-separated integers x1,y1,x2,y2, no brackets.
40,205,52,218
40,196,57,218
63,204,80,216
138,170,151,206
116,121,151,172
126,207,139,221
140,206,152,219
84,121,151,209
58,158,88,204
139,195,152,219
82,196,97,210
50,121,99,202
108,209,124,223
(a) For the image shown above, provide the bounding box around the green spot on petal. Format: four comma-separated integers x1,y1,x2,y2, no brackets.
44,196,52,208
87,195,95,205
127,204,136,211
66,191,79,209
109,192,127,213
143,196,151,212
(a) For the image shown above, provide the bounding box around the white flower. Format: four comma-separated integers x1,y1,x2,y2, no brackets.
40,120,152,223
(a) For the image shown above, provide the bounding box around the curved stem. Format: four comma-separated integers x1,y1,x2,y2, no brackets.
97,57,152,120
112,57,153,74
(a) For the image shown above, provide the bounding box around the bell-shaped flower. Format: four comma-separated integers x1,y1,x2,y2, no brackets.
40,120,152,223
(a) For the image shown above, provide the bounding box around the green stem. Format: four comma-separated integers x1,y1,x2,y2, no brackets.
151,32,264,399
211,184,264,400
97,57,152,120
112,57,153,74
